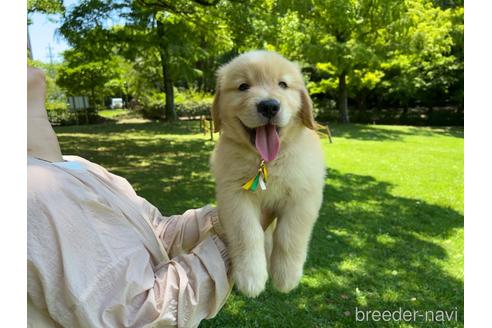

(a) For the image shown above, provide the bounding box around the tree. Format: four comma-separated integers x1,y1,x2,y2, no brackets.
261,0,462,123
27,0,64,17
227,0,406,123
104,56,134,107
50,0,462,124
59,0,227,121
56,49,120,108
378,1,463,115
298,0,406,123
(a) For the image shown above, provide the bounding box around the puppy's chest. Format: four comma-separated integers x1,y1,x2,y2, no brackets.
253,160,306,201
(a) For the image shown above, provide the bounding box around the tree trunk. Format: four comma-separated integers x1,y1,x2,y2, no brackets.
160,53,176,121
357,93,367,111
338,73,349,123
156,19,176,122
90,86,96,108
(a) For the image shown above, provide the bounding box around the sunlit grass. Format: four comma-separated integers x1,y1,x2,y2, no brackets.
55,121,464,327
97,108,128,118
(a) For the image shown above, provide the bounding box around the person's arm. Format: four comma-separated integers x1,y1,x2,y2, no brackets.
27,66,63,162
28,159,232,328
150,205,226,258
52,235,231,328
142,198,273,259
143,204,233,326
27,65,232,327
76,234,231,328
152,235,231,326
134,200,234,326
79,156,229,259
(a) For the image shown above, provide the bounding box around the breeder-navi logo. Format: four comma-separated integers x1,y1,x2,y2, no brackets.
355,307,459,323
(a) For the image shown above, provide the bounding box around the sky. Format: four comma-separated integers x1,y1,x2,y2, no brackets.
28,0,79,63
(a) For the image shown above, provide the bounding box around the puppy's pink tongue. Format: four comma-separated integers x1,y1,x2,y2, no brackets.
255,124,280,162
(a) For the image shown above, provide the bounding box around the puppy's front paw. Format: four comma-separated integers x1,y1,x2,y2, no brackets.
270,255,303,293
232,257,268,298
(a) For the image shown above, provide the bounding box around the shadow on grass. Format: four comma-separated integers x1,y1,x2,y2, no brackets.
56,121,214,213
55,122,464,328
324,123,464,141
56,121,203,136
201,169,463,328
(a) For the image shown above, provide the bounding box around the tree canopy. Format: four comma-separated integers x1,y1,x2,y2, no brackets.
40,0,463,124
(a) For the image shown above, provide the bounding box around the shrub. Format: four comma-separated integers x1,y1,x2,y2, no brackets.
175,88,213,118
137,88,214,120
138,92,166,119
47,107,103,126
175,101,211,118
45,100,68,111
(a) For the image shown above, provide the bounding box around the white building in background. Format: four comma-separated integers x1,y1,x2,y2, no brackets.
111,98,123,109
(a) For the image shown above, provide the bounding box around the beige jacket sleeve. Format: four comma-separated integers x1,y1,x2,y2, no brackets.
27,156,231,328
148,206,231,327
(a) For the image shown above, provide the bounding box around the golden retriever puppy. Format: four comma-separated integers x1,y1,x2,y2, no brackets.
210,50,325,297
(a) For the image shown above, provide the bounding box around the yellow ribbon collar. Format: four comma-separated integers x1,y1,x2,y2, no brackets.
242,159,269,191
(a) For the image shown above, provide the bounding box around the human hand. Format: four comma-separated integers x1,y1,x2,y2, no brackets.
27,66,48,119
27,65,63,162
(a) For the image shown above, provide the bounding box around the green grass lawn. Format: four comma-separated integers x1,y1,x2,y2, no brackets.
54,121,464,328
97,108,129,119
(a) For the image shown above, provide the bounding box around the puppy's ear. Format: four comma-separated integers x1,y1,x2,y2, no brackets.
211,84,221,132
300,87,316,130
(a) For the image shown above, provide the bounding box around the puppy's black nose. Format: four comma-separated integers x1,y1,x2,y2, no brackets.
257,99,280,119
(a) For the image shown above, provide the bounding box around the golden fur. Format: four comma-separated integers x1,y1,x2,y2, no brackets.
210,51,326,297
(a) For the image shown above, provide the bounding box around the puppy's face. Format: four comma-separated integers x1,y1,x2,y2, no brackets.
212,51,315,150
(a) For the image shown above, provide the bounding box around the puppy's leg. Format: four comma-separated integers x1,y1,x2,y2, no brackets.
270,198,321,293
218,192,267,297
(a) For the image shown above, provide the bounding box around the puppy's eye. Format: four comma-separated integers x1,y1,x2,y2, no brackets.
238,83,250,91
279,81,288,89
